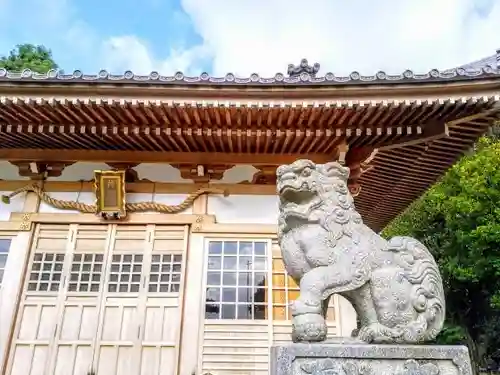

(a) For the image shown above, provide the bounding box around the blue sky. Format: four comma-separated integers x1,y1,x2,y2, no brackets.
1,0,499,77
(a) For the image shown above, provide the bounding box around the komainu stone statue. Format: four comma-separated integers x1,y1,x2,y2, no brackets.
276,159,446,344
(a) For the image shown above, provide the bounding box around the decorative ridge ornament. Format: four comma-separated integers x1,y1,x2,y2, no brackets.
287,59,321,78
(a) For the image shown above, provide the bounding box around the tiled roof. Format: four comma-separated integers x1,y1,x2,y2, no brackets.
0,62,499,87
458,49,499,70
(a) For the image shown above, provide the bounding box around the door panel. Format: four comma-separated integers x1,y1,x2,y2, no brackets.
7,224,72,375
92,225,150,375
138,225,187,375
49,225,111,375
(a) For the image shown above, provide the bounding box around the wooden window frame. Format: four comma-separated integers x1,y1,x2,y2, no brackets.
203,239,270,321
0,235,14,288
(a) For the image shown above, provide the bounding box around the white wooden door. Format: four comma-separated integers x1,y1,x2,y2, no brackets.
48,224,112,375
92,224,187,375
136,225,187,375
92,224,151,375
6,224,75,375
6,223,188,375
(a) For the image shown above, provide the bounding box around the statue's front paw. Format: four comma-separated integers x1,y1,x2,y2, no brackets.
356,323,403,344
357,324,378,343
292,313,327,343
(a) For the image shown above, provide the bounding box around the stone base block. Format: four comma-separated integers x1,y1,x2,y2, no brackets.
271,340,472,375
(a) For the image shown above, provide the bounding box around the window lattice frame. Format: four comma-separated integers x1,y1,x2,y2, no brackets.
0,237,12,287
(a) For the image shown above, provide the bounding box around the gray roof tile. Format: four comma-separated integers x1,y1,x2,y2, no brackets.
0,57,499,87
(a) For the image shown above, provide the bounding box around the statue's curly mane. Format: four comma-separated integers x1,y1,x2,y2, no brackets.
385,237,446,341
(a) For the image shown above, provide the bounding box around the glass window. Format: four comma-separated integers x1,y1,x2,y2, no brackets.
27,252,65,292
108,254,143,293
204,239,336,322
271,256,299,320
69,253,103,292
205,240,268,320
0,238,12,287
148,253,183,293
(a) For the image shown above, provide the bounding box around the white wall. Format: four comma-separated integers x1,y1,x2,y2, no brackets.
1,190,195,217
0,193,24,221
0,161,277,219
36,192,282,220
337,296,357,337
0,161,260,185
208,195,279,224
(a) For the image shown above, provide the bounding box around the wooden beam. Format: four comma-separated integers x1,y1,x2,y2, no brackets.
9,212,215,226
377,122,449,151
9,161,74,179
0,149,333,166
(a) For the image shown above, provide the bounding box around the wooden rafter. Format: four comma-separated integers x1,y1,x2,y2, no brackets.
0,149,334,165
0,90,499,231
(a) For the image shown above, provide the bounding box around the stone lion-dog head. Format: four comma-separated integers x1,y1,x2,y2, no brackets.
277,159,360,234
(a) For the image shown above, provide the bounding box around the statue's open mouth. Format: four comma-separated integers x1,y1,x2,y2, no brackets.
279,185,317,204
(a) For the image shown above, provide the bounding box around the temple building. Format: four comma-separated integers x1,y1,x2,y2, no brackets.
0,53,499,375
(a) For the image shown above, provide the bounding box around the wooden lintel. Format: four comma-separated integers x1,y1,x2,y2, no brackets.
377,122,449,151
6,212,277,234
9,212,216,226
0,149,333,166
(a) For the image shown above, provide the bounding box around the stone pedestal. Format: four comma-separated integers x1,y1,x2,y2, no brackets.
271,340,472,375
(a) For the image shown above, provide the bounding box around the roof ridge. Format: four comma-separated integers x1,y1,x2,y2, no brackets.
0,65,499,86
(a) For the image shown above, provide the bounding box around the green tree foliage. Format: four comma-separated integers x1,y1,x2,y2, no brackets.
0,44,58,73
382,136,500,371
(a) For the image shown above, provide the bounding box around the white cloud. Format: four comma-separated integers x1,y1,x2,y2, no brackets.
100,36,211,75
175,0,500,76
3,0,500,76
102,0,500,76
101,36,157,74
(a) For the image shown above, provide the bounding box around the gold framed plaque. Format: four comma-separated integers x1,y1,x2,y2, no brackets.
93,170,126,219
